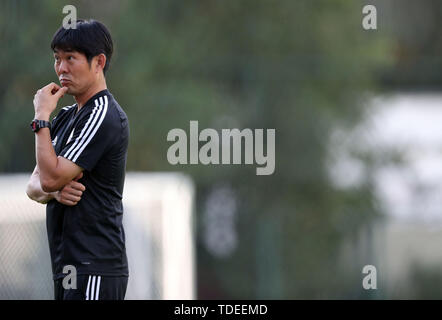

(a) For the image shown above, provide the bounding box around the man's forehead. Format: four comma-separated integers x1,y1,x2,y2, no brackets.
53,48,78,54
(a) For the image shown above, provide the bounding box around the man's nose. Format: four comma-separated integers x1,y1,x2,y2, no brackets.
57,60,69,74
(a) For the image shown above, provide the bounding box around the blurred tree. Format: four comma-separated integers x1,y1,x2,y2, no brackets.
375,0,442,89
0,0,396,298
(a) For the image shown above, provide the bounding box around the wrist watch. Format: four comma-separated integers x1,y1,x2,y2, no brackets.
30,119,51,132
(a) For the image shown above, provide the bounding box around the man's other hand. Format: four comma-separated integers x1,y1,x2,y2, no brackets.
54,172,86,206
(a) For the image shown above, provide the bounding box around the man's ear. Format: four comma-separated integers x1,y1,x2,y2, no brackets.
95,53,107,73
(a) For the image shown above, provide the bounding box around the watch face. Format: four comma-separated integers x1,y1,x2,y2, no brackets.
30,120,50,132
30,120,39,132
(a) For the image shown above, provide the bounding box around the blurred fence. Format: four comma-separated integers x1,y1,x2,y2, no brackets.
329,93,442,299
0,172,195,300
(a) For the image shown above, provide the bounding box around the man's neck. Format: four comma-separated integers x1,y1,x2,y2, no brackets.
75,82,107,110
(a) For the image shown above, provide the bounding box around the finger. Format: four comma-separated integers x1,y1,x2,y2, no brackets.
53,86,68,98
70,181,86,191
44,82,59,89
64,187,83,197
43,82,60,92
70,181,86,192
74,172,83,181
60,190,81,202
49,84,64,95
62,193,81,202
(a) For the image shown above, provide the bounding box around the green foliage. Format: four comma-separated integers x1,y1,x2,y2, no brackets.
0,0,395,298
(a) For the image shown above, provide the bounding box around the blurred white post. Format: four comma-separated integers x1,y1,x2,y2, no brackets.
0,172,196,300
123,172,196,300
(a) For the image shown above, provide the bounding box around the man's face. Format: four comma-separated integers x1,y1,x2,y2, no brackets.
53,49,96,96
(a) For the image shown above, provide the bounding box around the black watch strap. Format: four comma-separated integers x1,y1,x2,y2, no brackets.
30,119,51,132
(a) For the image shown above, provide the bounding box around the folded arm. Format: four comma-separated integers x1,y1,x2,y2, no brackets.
26,165,86,206
26,166,56,204
35,126,83,192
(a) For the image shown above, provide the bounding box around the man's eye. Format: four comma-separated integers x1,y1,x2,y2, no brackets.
68,56,73,60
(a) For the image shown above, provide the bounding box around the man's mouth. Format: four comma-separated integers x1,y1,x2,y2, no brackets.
60,79,71,86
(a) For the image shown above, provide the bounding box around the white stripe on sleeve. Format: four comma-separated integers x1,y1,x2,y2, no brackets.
63,98,103,160
90,276,96,301
85,275,91,300
71,95,108,162
62,104,75,111
95,276,101,300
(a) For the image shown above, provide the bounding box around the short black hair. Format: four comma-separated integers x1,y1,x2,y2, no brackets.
51,19,113,74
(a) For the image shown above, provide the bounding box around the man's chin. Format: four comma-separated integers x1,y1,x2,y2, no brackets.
63,86,74,95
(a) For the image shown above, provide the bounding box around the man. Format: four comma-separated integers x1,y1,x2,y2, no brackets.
26,19,129,300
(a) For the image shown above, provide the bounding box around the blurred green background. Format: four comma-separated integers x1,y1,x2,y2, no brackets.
2,0,442,299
